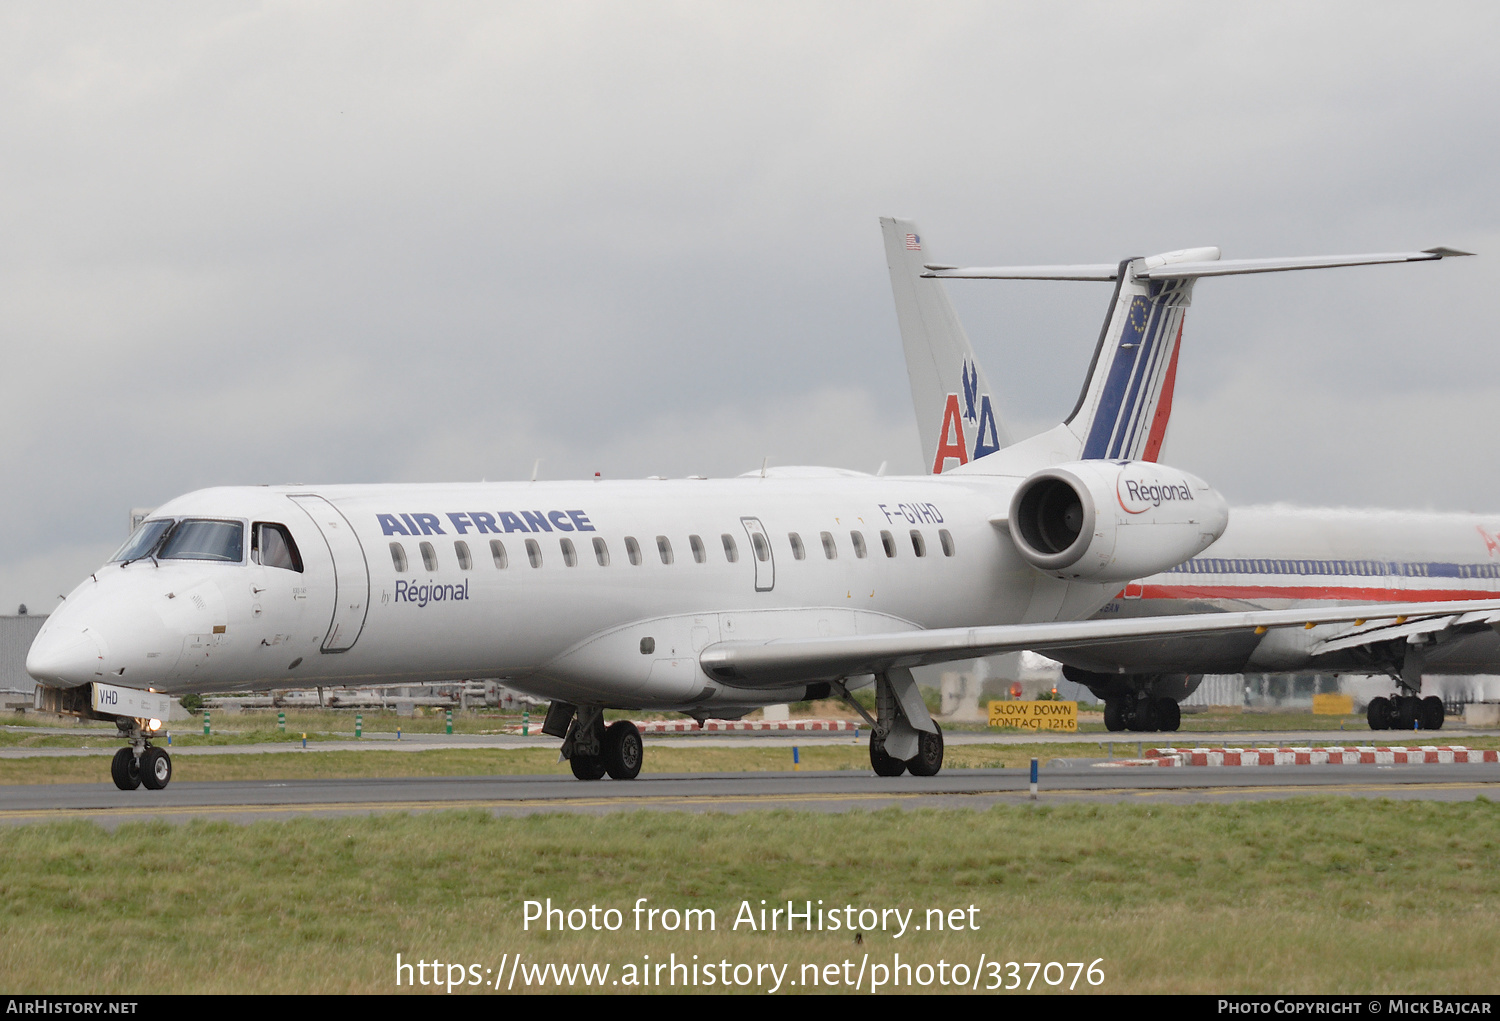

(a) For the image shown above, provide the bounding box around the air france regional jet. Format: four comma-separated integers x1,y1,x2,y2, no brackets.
882,217,1490,734
27,221,1491,792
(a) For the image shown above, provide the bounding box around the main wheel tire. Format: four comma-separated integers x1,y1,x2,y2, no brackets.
870,733,907,776
1423,695,1445,731
1155,698,1181,733
1131,698,1158,732
1366,696,1390,731
1103,699,1126,732
110,748,141,791
1395,696,1419,731
140,747,172,790
602,721,643,780
906,723,944,777
569,754,607,780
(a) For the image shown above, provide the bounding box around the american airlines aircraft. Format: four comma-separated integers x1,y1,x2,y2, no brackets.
882,217,1490,735
26,223,1490,792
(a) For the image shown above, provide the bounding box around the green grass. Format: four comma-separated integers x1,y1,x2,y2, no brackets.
1,800,1498,993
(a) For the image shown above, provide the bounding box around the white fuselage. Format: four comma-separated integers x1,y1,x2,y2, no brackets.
26,474,1117,712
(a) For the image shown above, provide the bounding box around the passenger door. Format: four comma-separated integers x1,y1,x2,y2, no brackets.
289,495,370,653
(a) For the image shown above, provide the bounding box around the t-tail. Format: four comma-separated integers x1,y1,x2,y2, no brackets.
883,217,1471,476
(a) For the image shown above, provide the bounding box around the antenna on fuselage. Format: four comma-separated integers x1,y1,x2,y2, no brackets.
760,456,769,479
531,459,542,483
876,460,888,477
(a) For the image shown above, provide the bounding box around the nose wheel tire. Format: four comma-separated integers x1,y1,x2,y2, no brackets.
602,721,643,780
140,748,173,790
110,748,141,791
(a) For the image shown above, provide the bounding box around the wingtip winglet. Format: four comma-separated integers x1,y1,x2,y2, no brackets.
1423,246,1476,258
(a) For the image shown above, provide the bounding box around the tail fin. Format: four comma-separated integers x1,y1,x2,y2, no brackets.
1062,248,1213,461
880,217,1011,474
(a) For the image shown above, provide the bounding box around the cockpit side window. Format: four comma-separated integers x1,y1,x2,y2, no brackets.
252,523,303,572
110,519,174,563
158,520,245,563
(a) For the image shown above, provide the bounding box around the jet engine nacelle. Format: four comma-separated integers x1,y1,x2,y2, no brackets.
1007,460,1228,582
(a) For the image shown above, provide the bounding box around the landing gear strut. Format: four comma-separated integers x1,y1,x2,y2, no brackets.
110,718,171,791
838,669,945,777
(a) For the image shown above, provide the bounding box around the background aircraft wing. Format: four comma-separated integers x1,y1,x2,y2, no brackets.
699,598,1500,686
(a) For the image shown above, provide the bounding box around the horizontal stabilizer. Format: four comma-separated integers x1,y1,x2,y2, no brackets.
923,248,1472,282
699,597,1500,686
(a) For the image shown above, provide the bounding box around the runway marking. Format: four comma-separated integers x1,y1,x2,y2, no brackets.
2,778,1498,822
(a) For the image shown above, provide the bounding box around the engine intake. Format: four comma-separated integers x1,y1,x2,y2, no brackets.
1007,461,1228,582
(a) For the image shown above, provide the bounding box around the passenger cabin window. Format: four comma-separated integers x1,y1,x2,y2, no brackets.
455,540,473,570
593,537,610,566
657,536,674,565
490,539,509,569
910,530,927,557
253,523,303,572
689,534,706,564
939,529,955,557
158,520,244,563
821,531,837,559
560,537,577,567
625,536,642,566
722,534,739,563
850,530,867,559
390,542,408,573
525,539,543,569
789,532,805,560
751,532,770,562
420,541,438,572
880,530,896,558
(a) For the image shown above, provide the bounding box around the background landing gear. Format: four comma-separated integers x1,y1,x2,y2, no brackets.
1103,697,1181,733
1367,694,1444,731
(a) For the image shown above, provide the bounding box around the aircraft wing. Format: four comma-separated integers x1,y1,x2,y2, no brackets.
1309,608,1500,657
699,598,1500,686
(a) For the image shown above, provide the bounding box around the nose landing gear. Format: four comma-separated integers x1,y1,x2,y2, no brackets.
110,718,172,791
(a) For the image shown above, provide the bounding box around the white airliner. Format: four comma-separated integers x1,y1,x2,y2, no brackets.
882,217,1490,734
26,223,1489,792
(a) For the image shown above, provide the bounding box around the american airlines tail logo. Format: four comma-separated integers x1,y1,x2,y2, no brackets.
932,359,1001,473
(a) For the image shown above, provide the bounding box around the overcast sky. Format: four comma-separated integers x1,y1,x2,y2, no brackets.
2,2,1498,612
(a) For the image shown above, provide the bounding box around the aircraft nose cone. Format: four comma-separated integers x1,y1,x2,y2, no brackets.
26,625,108,686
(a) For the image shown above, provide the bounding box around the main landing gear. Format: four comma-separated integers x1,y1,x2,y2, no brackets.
1368,641,1445,731
1367,695,1444,732
110,718,172,790
1103,696,1182,733
548,703,643,781
837,668,945,778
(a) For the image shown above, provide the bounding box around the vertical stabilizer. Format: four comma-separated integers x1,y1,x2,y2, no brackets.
1062,248,1214,461
881,217,1012,474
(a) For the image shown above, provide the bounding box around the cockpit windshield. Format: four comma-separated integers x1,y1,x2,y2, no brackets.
109,519,175,563
157,520,245,563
